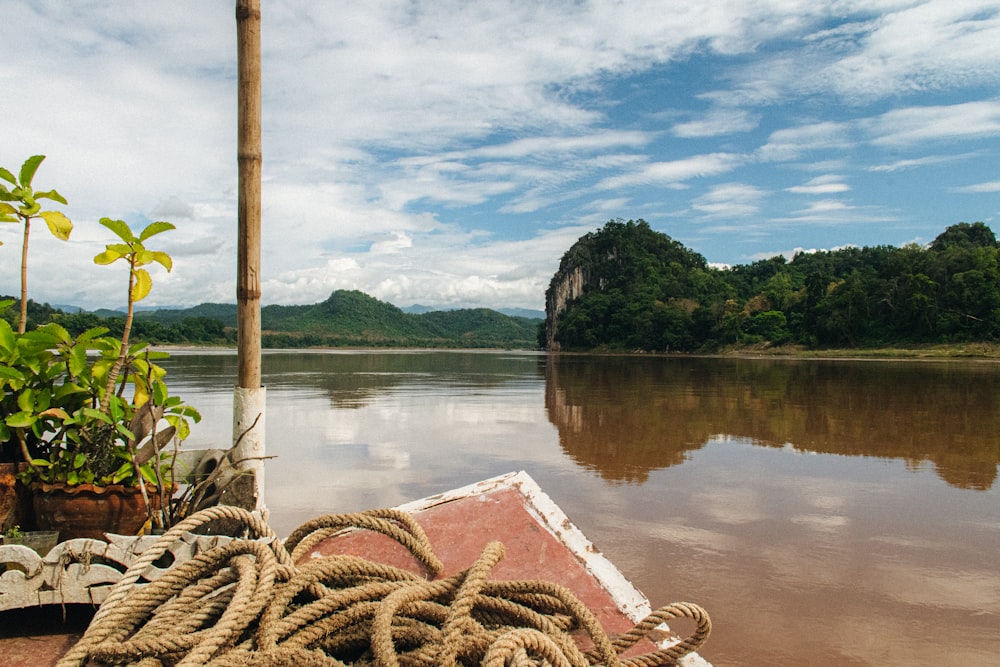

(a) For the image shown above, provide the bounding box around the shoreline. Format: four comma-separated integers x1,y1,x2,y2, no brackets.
153,342,1000,361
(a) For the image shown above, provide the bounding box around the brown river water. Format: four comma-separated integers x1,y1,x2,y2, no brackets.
158,350,1000,666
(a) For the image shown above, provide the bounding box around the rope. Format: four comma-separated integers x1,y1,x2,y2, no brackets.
59,506,711,667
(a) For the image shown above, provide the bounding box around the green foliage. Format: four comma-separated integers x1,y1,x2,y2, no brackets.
1,316,200,485
94,218,175,304
1,214,199,500
0,155,72,239
0,155,73,333
547,219,1000,352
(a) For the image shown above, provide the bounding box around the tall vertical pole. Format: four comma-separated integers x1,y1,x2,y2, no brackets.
234,0,265,510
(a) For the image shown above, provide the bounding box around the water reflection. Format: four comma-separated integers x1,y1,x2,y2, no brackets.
545,355,1000,490
164,350,543,407
156,350,1000,665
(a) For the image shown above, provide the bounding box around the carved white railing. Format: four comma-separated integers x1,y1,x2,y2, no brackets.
0,532,240,611
0,448,264,611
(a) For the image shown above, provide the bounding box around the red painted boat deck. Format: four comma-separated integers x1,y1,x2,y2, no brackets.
0,471,709,666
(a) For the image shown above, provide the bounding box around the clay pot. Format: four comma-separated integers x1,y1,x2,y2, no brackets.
31,483,162,541
0,462,32,531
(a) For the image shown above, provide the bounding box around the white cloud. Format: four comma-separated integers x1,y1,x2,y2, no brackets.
3,1,1000,311
756,122,854,162
866,152,979,172
672,109,760,138
597,153,743,190
786,175,851,194
866,100,1000,146
951,180,1000,194
692,183,768,218
817,1,1000,101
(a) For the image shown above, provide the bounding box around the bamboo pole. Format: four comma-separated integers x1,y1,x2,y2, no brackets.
234,0,265,509
236,0,262,389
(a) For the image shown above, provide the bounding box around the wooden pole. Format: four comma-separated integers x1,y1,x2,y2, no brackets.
234,0,265,509
236,0,262,389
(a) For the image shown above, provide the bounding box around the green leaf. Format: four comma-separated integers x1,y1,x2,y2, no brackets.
40,210,73,240
33,188,68,205
18,155,45,188
5,411,36,428
112,462,133,485
0,319,14,352
150,251,173,272
78,326,111,342
0,202,17,216
16,389,35,412
93,249,123,265
99,217,134,243
0,167,16,185
66,471,79,485
73,452,87,469
132,268,153,302
139,220,175,241
174,418,191,441
116,423,135,441
37,322,71,343
108,397,125,422
82,408,112,424
153,380,168,405
69,343,88,376
140,467,157,486
127,340,149,356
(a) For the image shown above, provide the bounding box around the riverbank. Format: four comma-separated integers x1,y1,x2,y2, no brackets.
721,341,1000,360
154,341,1000,361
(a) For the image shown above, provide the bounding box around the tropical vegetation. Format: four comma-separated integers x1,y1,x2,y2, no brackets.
544,218,1000,352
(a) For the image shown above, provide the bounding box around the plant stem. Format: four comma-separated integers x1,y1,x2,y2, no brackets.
18,214,30,334
101,254,137,413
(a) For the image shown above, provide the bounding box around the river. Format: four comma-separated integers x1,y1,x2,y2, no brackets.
157,350,1000,666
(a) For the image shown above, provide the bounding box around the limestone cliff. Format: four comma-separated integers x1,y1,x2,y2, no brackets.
542,219,707,351
544,262,588,351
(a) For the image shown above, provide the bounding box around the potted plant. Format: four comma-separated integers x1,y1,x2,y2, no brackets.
2,217,200,541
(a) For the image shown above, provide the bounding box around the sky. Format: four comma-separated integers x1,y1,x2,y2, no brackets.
2,1,999,313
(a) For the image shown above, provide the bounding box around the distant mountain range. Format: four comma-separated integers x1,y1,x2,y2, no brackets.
47,290,544,349
55,302,546,320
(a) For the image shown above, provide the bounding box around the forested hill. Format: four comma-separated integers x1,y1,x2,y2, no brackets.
544,218,1000,352
3,291,542,349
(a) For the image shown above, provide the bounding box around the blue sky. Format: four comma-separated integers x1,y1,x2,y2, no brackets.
2,1,999,312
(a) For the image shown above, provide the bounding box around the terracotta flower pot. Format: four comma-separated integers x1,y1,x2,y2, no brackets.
0,462,32,531
31,482,162,541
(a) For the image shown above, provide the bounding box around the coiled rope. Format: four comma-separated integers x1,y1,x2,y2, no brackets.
58,505,710,666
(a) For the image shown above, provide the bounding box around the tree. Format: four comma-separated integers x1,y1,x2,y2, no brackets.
930,222,997,252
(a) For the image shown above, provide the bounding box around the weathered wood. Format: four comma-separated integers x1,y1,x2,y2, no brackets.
0,450,255,610
235,0,266,509
0,533,243,611
236,0,262,390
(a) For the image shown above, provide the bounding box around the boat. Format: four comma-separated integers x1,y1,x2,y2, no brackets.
0,470,711,665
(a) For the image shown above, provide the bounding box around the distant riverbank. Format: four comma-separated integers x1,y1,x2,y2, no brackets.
156,341,1000,361
719,341,1000,360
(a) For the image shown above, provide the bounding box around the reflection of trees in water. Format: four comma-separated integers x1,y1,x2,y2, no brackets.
546,355,1000,490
